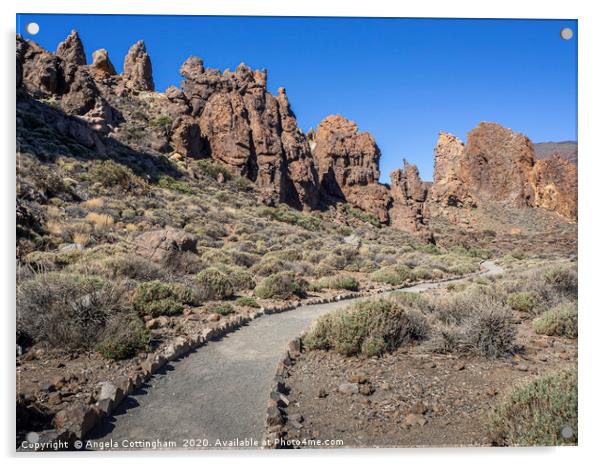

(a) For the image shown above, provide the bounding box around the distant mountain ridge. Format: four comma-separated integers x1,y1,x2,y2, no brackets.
534,141,578,165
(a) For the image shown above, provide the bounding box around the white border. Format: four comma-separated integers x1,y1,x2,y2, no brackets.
2,1,600,465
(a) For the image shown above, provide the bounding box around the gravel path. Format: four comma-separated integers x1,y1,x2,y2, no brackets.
87,261,502,450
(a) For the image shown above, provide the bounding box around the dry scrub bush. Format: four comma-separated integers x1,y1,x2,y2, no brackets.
254,272,307,300
17,272,126,350
196,268,234,300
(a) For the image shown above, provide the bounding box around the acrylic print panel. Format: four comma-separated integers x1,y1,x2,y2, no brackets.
16,14,577,451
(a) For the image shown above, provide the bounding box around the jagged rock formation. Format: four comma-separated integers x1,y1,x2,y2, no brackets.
176,57,319,207
16,32,577,237
312,115,391,222
123,40,154,91
430,122,577,221
55,30,86,66
389,160,430,234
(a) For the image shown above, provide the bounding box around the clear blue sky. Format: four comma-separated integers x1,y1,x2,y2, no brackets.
17,14,577,182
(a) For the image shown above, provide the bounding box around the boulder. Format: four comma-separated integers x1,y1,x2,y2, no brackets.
133,227,198,263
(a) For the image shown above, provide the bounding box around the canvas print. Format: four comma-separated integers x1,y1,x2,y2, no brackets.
15,14,577,451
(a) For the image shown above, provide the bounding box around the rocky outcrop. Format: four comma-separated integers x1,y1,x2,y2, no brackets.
430,122,577,221
313,115,390,222
17,35,61,97
389,160,430,234
55,30,86,67
182,58,318,207
91,49,116,76
530,155,577,220
123,40,154,91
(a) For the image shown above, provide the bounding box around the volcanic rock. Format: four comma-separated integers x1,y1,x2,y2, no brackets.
530,155,577,220
55,30,86,66
91,49,117,76
123,40,154,91
389,160,430,234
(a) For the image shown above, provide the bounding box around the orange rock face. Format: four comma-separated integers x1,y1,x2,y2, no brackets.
530,155,577,221
313,115,391,222
430,122,577,221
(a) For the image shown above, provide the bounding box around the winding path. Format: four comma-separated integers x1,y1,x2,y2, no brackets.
87,261,502,450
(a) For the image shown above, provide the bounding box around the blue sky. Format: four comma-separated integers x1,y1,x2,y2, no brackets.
17,15,577,182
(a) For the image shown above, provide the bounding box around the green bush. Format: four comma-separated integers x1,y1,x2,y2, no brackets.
196,268,234,300
533,303,578,338
236,296,260,308
213,303,234,316
370,264,413,286
158,176,193,194
96,313,150,360
258,205,321,231
196,160,232,181
507,292,538,313
254,272,307,299
311,274,360,292
133,281,192,317
343,204,381,228
88,160,145,192
489,368,577,446
304,298,429,357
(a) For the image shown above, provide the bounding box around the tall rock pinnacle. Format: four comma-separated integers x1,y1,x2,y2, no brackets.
123,40,154,91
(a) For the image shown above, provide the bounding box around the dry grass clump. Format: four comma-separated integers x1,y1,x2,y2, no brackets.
85,212,114,233
489,368,577,446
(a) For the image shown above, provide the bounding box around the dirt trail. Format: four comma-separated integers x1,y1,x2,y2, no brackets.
87,261,502,450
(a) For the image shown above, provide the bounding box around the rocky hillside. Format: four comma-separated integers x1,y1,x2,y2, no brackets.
16,31,577,235
429,123,577,222
16,31,430,238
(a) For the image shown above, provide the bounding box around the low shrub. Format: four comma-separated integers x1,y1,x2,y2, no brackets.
371,264,413,286
96,313,150,360
196,268,234,300
158,176,193,195
17,272,125,350
213,303,234,316
196,160,232,181
489,368,577,446
544,267,578,298
133,281,188,317
258,205,321,231
235,296,259,308
254,272,307,299
304,298,429,357
507,291,538,313
88,160,145,192
311,274,360,292
532,303,578,338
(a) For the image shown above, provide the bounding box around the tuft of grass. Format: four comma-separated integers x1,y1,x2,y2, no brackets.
85,212,114,233
532,303,577,338
489,368,577,446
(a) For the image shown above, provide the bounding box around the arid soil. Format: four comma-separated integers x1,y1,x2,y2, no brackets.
280,291,577,448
